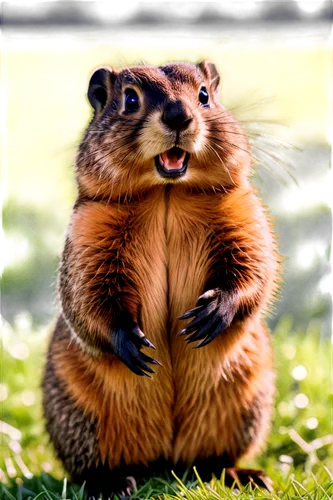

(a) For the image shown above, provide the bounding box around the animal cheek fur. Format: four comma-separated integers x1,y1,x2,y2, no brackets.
137,111,173,160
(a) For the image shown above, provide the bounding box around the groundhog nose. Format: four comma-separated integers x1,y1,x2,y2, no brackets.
162,101,193,131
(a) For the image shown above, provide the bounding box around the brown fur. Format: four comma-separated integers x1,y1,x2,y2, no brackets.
43,60,280,494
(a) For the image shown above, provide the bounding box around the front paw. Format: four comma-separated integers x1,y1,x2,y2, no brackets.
110,320,161,377
178,288,236,348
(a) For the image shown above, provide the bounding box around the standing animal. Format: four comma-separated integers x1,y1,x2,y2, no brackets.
42,60,279,497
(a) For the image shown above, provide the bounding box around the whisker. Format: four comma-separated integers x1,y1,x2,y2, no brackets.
247,87,260,96
210,136,252,157
208,127,296,186
258,96,280,104
239,104,263,113
239,116,292,122
48,142,80,159
251,152,288,187
251,145,298,185
203,116,292,132
229,96,278,114
229,87,259,111
253,145,295,170
248,134,301,154
204,141,235,185
117,52,131,72
251,168,265,184
239,120,290,130
248,132,303,153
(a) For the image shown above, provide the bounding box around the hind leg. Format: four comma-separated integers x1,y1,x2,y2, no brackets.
172,323,275,490
175,393,274,491
174,390,274,491
42,352,140,498
43,353,173,498
43,318,174,498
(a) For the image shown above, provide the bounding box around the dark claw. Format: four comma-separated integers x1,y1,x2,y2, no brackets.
132,325,145,337
185,312,220,342
195,319,227,348
178,328,188,336
110,322,160,376
178,305,203,320
182,301,217,332
132,326,156,350
120,350,149,377
178,308,215,338
124,359,150,377
184,315,218,342
196,338,214,348
127,344,157,375
141,337,156,350
140,352,162,366
134,360,155,375
186,329,206,343
178,288,236,349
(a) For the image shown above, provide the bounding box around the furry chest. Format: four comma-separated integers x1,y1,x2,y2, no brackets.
134,190,213,346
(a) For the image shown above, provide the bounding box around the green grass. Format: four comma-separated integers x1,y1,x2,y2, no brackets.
0,314,332,499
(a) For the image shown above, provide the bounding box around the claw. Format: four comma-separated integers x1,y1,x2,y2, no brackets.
186,314,220,343
141,337,156,350
137,362,156,375
132,326,156,349
135,357,156,374
140,352,162,366
195,319,226,348
151,358,162,366
195,337,213,348
126,361,151,377
224,467,273,492
177,317,207,336
186,329,205,344
126,476,137,490
111,320,159,377
177,328,188,336
179,306,203,320
132,325,145,338
183,301,217,332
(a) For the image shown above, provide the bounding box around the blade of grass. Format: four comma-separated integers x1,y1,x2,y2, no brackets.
42,485,58,500
311,473,331,500
78,482,86,500
33,492,53,500
61,477,67,500
323,467,333,480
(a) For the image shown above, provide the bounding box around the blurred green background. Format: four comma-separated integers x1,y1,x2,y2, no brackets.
1,36,332,335
0,19,332,497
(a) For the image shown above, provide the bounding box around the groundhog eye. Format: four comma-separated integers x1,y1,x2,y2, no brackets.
124,88,140,113
199,87,209,106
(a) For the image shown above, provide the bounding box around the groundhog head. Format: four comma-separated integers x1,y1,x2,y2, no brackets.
76,61,251,199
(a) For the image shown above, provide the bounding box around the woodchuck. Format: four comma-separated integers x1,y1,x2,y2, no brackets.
42,60,280,498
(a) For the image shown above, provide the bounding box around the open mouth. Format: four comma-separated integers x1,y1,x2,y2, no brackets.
155,147,190,178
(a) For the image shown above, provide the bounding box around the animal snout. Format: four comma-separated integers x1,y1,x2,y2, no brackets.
162,101,193,132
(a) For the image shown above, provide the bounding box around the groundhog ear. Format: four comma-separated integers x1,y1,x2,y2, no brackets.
198,60,220,95
87,67,115,113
